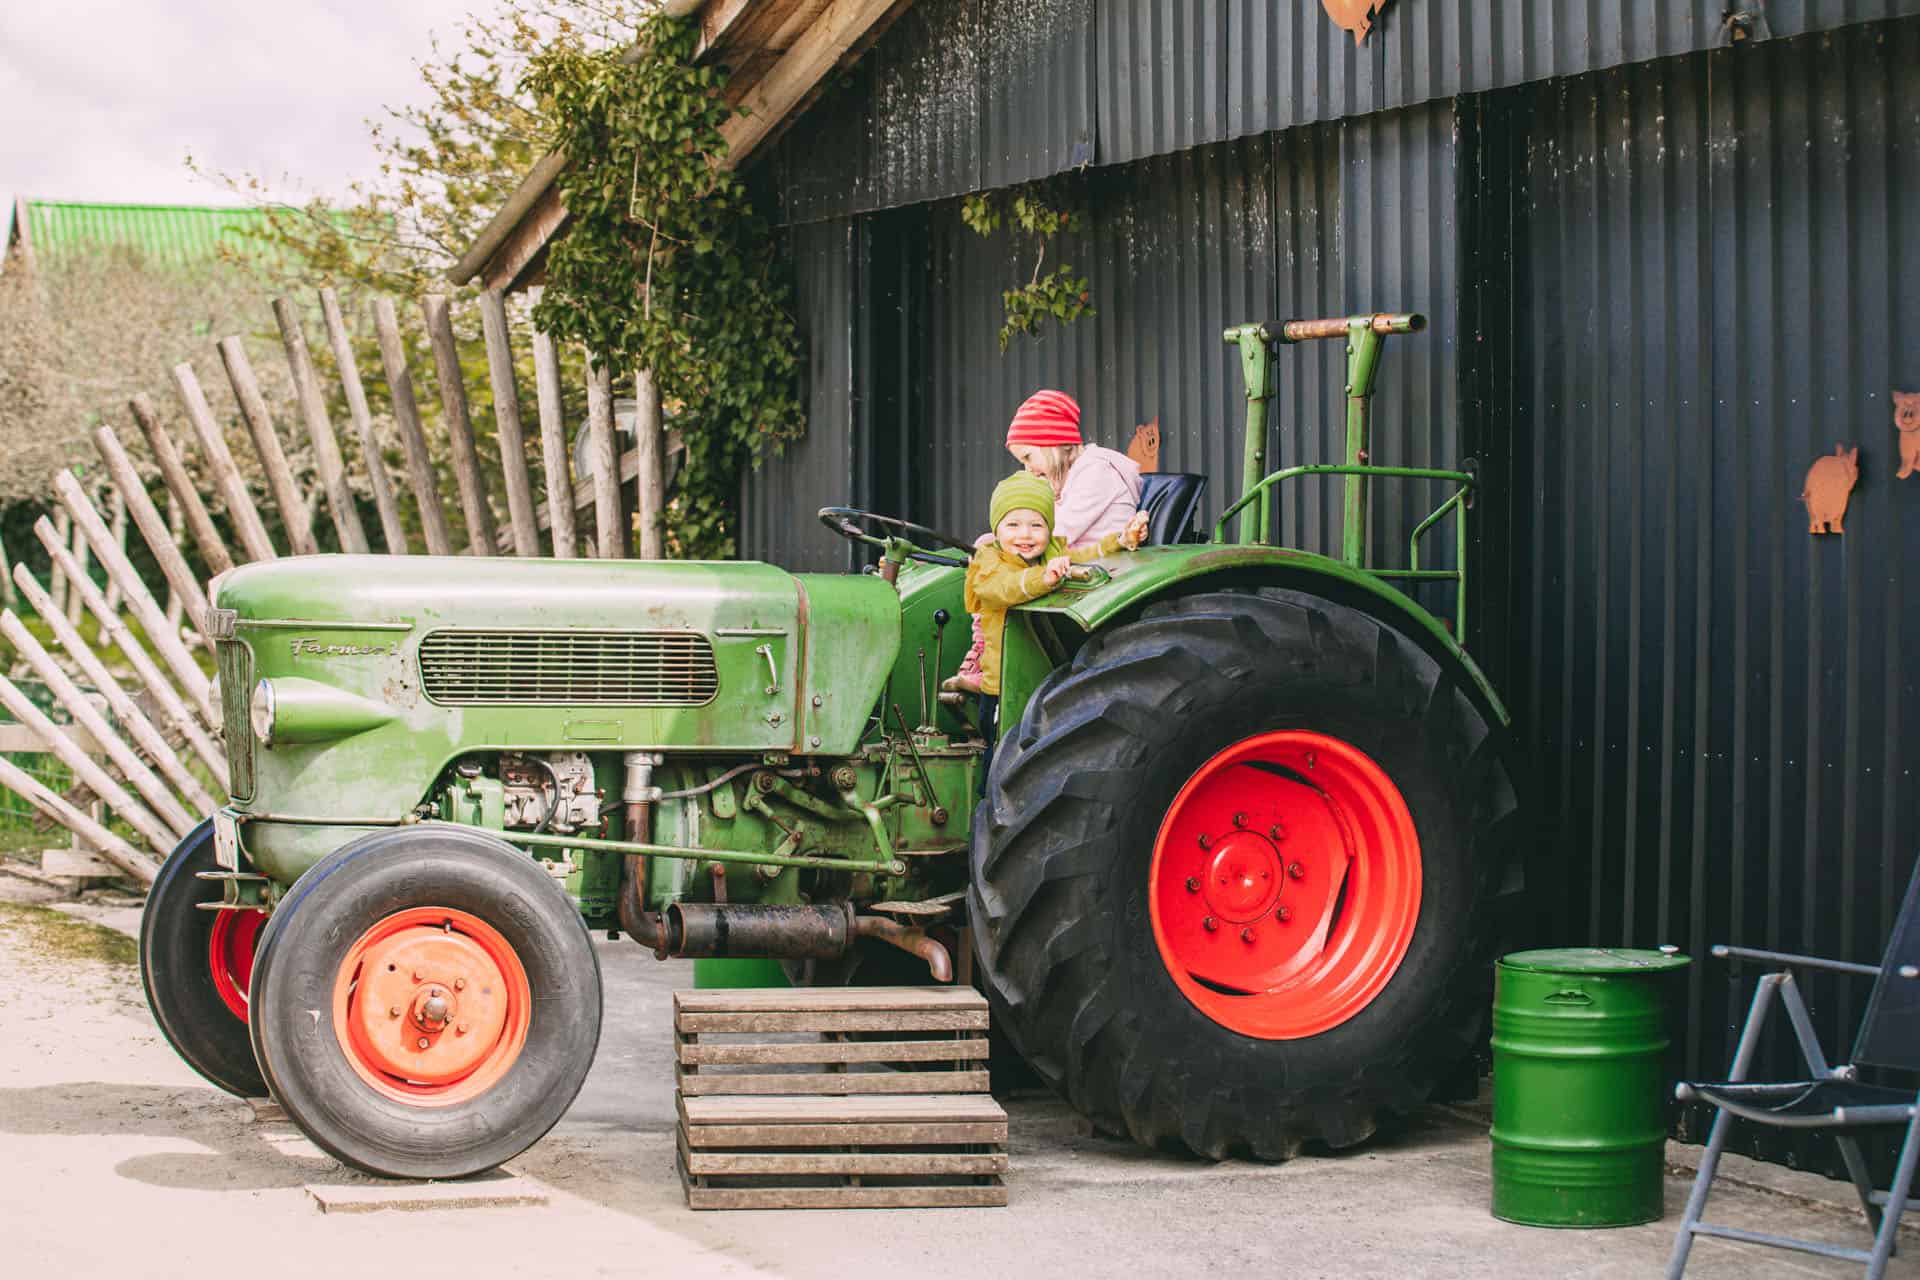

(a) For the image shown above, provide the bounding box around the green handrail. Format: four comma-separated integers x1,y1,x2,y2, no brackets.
1212,464,1474,629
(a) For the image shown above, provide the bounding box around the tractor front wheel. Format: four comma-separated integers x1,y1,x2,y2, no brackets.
969,588,1516,1158
247,826,601,1179
139,818,269,1097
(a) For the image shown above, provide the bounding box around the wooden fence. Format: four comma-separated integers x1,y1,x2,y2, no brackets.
0,288,668,886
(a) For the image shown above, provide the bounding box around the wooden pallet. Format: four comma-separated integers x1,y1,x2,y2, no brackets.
674,986,1007,1209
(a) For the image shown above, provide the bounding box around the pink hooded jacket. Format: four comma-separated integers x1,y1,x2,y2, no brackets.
1054,443,1143,548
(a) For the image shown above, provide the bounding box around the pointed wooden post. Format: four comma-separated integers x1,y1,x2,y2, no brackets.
422,295,498,554
52,470,216,720
35,517,228,783
170,362,277,562
91,424,211,627
274,297,369,553
49,507,70,611
101,485,128,614
585,356,625,559
218,337,318,556
478,290,540,556
13,568,220,816
0,754,158,884
530,324,576,558
634,369,665,559
372,298,454,555
128,391,235,575
66,503,88,624
320,288,407,554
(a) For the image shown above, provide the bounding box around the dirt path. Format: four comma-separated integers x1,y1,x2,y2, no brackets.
2,868,1912,1280
0,883,769,1280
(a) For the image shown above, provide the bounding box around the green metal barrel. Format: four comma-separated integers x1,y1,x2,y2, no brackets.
692,957,791,989
1490,947,1690,1227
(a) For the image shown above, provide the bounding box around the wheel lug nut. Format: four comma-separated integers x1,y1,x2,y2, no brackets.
1185,876,1200,893
1269,824,1285,841
389,1006,401,1018
1232,812,1246,828
1260,869,1271,881
1305,751,1316,770
416,1037,429,1050
457,1023,469,1036
1202,916,1218,932
1241,927,1256,943
1197,833,1211,850
413,970,425,982
1288,861,1305,880
1277,905,1293,923
454,978,466,991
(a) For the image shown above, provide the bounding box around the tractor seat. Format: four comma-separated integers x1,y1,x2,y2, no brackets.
1138,472,1208,545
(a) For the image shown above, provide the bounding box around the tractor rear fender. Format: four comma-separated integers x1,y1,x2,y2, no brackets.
999,543,1507,735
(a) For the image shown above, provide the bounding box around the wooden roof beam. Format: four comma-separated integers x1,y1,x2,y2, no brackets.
718,0,907,169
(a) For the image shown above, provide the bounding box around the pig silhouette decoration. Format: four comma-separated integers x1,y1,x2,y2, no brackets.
1803,445,1860,534
1895,391,1920,480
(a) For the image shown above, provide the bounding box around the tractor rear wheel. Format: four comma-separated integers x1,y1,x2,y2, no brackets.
139,818,269,1098
247,826,601,1179
969,588,1516,1158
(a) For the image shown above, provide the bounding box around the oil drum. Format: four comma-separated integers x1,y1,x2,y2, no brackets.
1490,947,1690,1227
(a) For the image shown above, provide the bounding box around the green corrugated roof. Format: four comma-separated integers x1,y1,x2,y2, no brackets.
12,200,277,269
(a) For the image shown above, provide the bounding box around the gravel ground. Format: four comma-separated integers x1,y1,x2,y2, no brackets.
0,870,1910,1279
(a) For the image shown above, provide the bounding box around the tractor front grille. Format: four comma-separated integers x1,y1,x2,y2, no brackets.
216,639,255,800
418,629,720,706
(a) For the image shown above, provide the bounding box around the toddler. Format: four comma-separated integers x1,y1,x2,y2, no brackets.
966,471,1148,787
948,388,1143,694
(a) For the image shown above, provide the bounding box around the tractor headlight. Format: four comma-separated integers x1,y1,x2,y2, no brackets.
250,679,277,745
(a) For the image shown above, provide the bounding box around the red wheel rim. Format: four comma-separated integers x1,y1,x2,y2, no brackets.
207,909,267,1023
330,907,532,1107
1148,730,1422,1040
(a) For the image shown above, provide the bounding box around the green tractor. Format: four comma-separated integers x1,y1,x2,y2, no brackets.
141,313,1518,1178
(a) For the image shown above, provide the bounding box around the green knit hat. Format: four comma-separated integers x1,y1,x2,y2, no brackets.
990,471,1055,532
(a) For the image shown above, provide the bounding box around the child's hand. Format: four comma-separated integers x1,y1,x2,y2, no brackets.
1119,510,1150,550
1042,555,1072,586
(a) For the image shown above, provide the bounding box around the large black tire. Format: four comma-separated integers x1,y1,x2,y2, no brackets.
139,818,269,1098
968,588,1517,1159
248,826,602,1179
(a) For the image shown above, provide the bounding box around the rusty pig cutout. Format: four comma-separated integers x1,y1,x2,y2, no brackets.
1895,390,1920,480
1803,445,1860,534
1126,417,1161,473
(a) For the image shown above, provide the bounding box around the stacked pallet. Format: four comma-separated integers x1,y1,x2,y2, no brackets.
674,986,1008,1209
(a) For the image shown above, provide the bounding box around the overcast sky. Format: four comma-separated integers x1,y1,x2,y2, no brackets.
3,0,482,218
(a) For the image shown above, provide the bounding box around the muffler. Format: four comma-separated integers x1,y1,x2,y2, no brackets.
663,901,855,959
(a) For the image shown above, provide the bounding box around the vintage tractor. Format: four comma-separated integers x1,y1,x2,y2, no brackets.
141,312,1518,1179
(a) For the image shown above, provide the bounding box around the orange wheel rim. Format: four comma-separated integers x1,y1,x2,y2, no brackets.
330,907,532,1107
1147,731,1422,1039
207,909,267,1023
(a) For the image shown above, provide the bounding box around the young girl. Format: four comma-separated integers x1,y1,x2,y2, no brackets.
948,389,1143,693
966,472,1148,786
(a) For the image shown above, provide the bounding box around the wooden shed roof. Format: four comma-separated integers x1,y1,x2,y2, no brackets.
449,0,913,294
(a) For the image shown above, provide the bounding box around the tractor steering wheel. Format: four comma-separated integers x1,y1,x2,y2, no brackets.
818,507,974,568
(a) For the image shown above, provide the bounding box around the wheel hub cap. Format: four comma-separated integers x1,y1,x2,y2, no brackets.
331,907,530,1106
1203,833,1282,922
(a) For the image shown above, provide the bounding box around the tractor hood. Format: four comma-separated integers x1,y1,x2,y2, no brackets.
208,555,899,880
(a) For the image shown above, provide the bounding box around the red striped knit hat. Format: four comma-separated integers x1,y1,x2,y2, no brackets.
1006,389,1083,448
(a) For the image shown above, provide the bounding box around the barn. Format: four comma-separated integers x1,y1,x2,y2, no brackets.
467,0,1920,1173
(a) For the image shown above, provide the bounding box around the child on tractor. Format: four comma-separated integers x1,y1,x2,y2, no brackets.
966,471,1149,785
948,389,1144,695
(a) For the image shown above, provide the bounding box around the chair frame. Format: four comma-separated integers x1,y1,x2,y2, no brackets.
1668,943,1920,1279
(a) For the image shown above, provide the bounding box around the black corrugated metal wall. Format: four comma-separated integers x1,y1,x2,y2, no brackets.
1511,21,1920,1171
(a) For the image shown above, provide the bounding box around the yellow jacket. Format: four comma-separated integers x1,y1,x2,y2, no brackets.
964,532,1122,695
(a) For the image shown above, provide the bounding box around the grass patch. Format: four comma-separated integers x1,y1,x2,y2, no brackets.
0,901,138,966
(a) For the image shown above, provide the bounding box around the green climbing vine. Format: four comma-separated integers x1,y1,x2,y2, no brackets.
961,181,1095,352
526,14,804,558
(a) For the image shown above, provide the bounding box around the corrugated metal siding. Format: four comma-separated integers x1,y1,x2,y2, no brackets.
909,101,1459,582
1514,20,1920,1172
768,0,1920,226
740,218,863,571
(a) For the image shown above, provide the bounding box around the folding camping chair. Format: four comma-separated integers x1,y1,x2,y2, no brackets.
1668,859,1920,1279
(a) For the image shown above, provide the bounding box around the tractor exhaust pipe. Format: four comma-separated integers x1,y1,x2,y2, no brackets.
855,915,953,983
664,901,855,959
618,752,668,955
